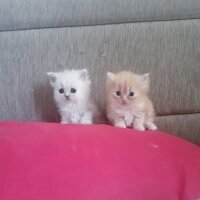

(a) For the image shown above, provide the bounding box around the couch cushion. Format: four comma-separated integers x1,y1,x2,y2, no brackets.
0,122,200,200
0,20,199,120
1,0,200,31
155,113,200,145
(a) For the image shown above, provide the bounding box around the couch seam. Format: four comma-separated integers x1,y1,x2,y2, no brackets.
0,17,200,33
157,112,200,117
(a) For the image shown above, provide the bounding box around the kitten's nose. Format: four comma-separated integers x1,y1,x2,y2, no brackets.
121,98,128,104
65,95,70,100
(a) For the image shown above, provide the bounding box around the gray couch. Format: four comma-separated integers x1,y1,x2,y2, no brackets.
0,0,200,144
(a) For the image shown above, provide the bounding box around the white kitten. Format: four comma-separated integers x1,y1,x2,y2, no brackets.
47,69,94,124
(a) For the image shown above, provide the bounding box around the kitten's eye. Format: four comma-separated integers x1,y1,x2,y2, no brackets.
59,88,64,94
71,88,76,93
129,92,134,97
116,91,121,96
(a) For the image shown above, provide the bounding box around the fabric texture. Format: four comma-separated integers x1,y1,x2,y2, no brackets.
1,0,200,31
0,20,200,118
0,0,200,144
0,121,200,200
155,113,200,145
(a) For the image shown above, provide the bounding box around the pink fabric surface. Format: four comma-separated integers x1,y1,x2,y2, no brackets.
0,122,200,200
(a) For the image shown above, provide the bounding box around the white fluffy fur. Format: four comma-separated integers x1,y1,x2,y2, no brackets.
47,69,94,124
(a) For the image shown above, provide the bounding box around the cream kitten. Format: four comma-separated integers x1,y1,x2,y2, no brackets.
106,71,157,131
47,69,94,124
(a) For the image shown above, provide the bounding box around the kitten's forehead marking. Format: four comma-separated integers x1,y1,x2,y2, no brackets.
118,80,131,94
61,77,74,89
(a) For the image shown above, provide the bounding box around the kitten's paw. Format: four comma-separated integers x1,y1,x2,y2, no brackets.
81,119,92,125
71,115,81,124
145,122,157,131
133,124,145,131
114,121,126,128
61,121,69,124
81,112,93,125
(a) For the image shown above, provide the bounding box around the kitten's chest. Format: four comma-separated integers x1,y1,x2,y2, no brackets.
115,105,142,127
116,106,140,116
61,103,85,115
123,110,134,127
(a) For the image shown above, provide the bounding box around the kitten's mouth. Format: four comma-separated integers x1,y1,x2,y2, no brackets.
65,95,71,100
120,100,128,105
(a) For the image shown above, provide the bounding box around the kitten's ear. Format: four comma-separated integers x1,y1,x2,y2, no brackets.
107,72,116,81
47,72,57,86
79,69,88,81
140,73,150,91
